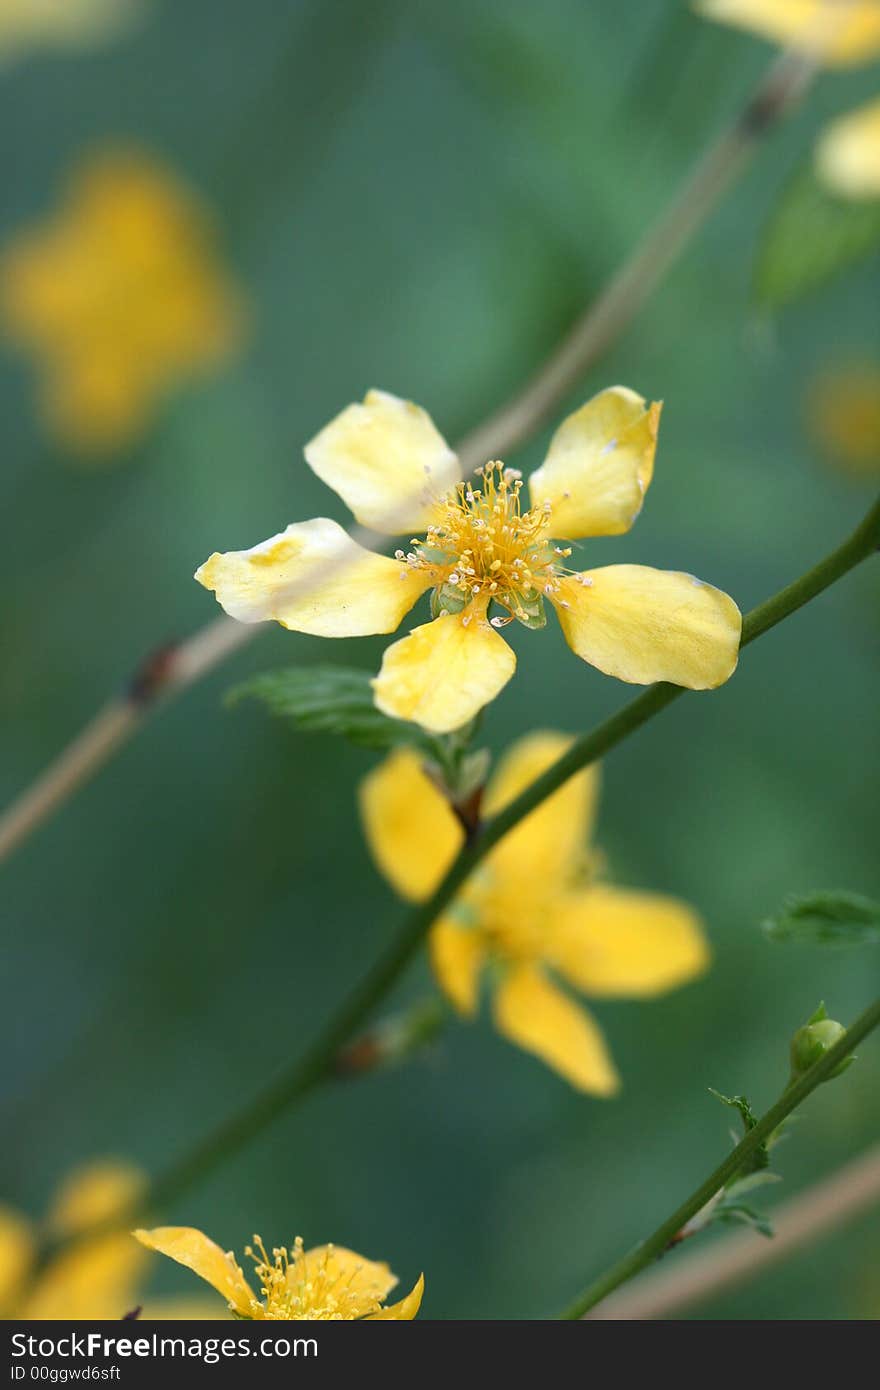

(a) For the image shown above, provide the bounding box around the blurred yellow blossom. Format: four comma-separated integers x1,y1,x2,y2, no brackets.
816,97,880,198
695,0,880,65
808,362,880,476
196,387,741,733
135,1227,424,1320
0,0,138,62
0,1160,221,1319
360,733,709,1093
0,149,244,456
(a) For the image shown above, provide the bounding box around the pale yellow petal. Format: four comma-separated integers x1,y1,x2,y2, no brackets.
48,1159,144,1236
548,885,710,997
366,1272,424,1320
304,389,461,534
553,565,741,689
816,97,880,200
694,0,880,66
528,388,661,539
359,747,464,902
21,1234,147,1320
429,918,485,1014
133,1227,255,1318
0,1207,33,1313
195,518,431,637
492,964,620,1094
482,731,600,887
373,609,516,733
299,1245,397,1316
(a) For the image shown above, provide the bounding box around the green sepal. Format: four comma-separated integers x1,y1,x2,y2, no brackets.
430,582,469,618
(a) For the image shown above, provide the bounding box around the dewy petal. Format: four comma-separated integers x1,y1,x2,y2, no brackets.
372,609,517,734
492,964,620,1095
528,387,661,539
366,1272,424,1320
429,918,485,1015
482,732,600,887
304,389,461,534
133,1227,255,1318
359,747,464,902
195,517,432,637
299,1246,398,1313
553,565,741,689
548,886,710,998
694,0,880,67
0,1206,33,1313
816,97,880,200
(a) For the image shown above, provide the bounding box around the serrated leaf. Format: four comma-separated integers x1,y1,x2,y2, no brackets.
709,1089,770,1174
227,665,430,751
762,891,880,947
755,166,880,309
711,1200,774,1239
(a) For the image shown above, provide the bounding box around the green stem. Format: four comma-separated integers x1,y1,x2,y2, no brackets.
44,493,880,1249
559,995,880,1320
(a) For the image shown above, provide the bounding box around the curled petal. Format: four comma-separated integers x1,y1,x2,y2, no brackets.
360,747,463,902
133,1227,255,1318
195,518,431,637
492,964,620,1095
548,886,709,997
695,0,880,66
529,387,660,538
816,97,880,200
429,918,485,1015
553,564,741,689
304,389,460,534
373,610,516,733
366,1272,424,1320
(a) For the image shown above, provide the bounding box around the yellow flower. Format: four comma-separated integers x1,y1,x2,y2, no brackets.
0,1160,221,1319
807,362,880,476
816,96,880,199
0,0,137,62
0,148,244,455
134,1228,424,1321
694,0,880,65
359,733,710,1093
196,387,741,733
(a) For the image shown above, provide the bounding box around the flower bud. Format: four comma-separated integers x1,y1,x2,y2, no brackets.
789,1003,852,1081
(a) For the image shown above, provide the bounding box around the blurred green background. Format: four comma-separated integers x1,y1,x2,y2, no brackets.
1,0,879,1320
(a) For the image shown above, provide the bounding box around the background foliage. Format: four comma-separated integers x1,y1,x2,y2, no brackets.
1,0,878,1318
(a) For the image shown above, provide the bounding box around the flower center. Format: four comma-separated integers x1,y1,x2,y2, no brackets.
402,461,571,629
245,1237,382,1321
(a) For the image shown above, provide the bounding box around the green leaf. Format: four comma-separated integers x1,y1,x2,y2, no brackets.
762,892,880,947
227,665,429,751
754,166,880,309
709,1089,770,1174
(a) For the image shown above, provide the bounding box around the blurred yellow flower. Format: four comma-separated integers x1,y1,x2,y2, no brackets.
808,363,880,476
0,0,138,62
135,1227,424,1320
816,97,880,198
0,149,244,456
360,733,710,1093
695,0,880,65
0,1160,220,1319
196,387,741,733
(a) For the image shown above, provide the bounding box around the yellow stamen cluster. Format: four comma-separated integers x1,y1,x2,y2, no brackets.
245,1236,381,1320
401,462,573,627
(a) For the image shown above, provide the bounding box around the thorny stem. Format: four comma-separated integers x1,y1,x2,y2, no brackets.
0,44,818,868
560,995,880,1320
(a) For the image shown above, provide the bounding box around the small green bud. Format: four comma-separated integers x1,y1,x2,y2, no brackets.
790,1009,852,1081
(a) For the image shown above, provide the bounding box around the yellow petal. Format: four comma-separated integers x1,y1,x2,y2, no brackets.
548,885,710,997
359,746,464,902
304,389,461,534
553,565,741,689
133,1227,255,1318
195,518,432,637
139,1295,232,1320
373,609,516,733
22,1234,147,1320
429,918,485,1014
493,964,619,1094
482,731,600,886
366,1272,424,1320
299,1245,398,1316
816,97,880,200
807,363,880,477
48,1159,144,1236
528,387,661,539
694,0,880,67
0,1207,33,1313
